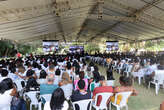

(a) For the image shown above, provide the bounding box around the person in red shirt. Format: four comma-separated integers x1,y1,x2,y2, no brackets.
160,101,164,110
92,75,113,106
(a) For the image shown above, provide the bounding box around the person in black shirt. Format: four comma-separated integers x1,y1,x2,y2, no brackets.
71,80,91,102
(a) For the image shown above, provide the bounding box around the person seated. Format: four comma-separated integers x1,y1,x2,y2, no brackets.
73,62,80,79
59,72,73,100
92,75,113,106
157,57,164,70
106,67,115,80
0,78,17,110
145,58,164,85
113,76,137,94
47,64,55,74
111,76,138,105
80,60,87,72
144,59,157,86
65,62,73,77
86,65,92,79
160,101,164,110
44,88,69,110
74,71,88,91
26,76,40,91
40,74,58,95
37,70,47,84
92,65,101,81
54,68,61,85
131,60,140,72
15,66,26,80
90,70,101,92
26,69,38,80
26,63,33,72
42,62,48,71
0,69,8,82
71,80,91,102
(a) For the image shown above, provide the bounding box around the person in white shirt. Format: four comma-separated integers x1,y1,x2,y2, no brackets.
47,64,55,74
37,70,47,84
59,72,73,100
65,62,74,78
0,78,17,110
44,88,69,110
54,68,61,85
144,60,157,86
15,66,26,80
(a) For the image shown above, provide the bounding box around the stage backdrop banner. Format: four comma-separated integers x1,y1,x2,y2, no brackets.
106,41,119,51
43,40,59,52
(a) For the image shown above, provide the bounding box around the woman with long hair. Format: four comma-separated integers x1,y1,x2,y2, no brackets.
44,88,69,110
74,71,88,91
59,72,73,99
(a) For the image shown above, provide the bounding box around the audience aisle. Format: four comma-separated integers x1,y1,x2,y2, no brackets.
97,64,164,110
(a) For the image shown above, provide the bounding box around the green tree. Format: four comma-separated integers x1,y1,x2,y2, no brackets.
84,43,100,54
17,44,34,55
0,40,14,57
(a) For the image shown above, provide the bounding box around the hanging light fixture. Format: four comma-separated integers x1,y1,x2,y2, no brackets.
97,0,104,20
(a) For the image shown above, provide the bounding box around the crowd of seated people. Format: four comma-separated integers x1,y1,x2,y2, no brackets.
90,52,164,86
90,52,164,109
0,52,143,110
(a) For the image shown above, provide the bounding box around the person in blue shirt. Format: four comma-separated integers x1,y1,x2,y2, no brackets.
40,74,58,95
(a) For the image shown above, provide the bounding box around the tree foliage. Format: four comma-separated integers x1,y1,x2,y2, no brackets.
0,40,14,57
17,44,34,55
84,43,100,54
120,40,164,52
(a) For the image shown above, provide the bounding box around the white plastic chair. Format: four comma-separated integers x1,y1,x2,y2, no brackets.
14,80,26,92
92,92,113,110
24,91,40,110
148,70,164,95
40,94,52,110
110,91,132,110
40,94,52,102
72,99,92,110
124,65,133,77
117,63,124,74
106,80,115,86
134,69,145,85
112,61,117,71
0,89,13,110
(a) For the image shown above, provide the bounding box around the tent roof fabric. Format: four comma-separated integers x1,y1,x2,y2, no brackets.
0,0,164,43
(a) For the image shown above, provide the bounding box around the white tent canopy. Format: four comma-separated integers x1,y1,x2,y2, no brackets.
0,0,164,43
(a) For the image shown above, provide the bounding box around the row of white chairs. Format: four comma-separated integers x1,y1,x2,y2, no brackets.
111,59,164,95
73,92,132,110
24,91,132,110
91,56,164,96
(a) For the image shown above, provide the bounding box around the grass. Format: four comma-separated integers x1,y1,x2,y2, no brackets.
98,64,163,110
